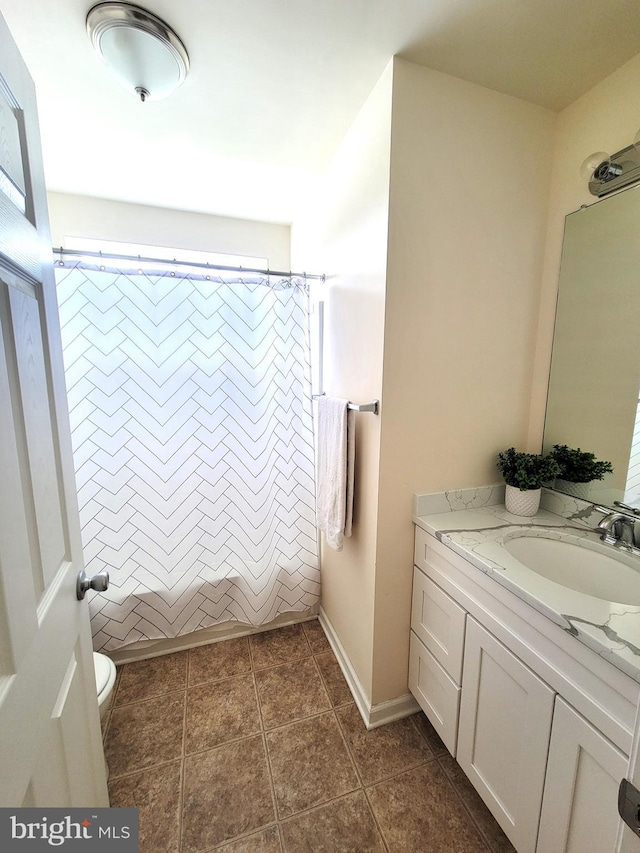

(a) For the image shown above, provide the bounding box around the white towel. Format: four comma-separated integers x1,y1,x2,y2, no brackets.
316,396,355,551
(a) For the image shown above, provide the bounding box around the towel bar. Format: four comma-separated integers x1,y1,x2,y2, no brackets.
312,394,379,415
348,400,379,414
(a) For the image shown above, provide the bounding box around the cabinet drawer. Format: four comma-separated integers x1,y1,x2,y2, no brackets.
408,631,460,756
411,566,466,683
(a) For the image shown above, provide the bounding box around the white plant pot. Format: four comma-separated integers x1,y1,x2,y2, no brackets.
504,484,541,517
554,479,591,500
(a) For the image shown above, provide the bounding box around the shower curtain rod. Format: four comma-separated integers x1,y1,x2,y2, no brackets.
52,247,325,282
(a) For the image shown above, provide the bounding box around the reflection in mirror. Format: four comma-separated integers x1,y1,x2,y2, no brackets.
543,183,640,509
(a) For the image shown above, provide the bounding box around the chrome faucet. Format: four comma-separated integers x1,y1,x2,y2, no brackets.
595,509,637,547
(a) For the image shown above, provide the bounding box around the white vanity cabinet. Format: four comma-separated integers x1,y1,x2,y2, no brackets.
409,525,639,853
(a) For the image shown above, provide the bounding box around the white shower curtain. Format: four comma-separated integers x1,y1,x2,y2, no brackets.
55,259,319,652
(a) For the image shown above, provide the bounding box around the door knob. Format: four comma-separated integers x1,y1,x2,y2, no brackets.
76,569,110,600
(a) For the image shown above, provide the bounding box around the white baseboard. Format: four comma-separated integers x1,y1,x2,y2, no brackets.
367,692,421,728
318,607,371,726
318,607,420,730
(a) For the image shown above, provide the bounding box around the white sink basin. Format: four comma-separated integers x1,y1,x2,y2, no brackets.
503,533,640,605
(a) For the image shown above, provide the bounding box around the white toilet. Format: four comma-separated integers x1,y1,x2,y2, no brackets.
93,652,117,720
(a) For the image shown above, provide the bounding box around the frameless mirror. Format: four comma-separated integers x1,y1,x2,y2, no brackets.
543,183,640,509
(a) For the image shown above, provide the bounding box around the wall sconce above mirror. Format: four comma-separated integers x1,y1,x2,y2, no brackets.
583,140,640,197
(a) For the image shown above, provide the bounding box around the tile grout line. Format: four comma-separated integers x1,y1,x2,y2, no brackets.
279,787,389,851
252,652,313,672
246,632,257,672
111,685,189,710
408,710,498,848
312,648,354,709
256,704,282,836
208,822,281,853
249,640,282,841
308,653,333,713
251,665,268,732
177,750,187,853
332,706,368,791
410,715,495,853
325,706,363,800
256,704,351,739
260,728,282,838
107,755,184,783
362,758,495,853
362,786,391,853
361,757,453,853
363,755,460,853
437,757,499,853
278,787,373,823
409,713,451,760
331,703,439,791
178,652,192,853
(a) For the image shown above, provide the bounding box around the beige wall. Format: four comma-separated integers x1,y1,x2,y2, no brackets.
370,53,640,704
370,59,556,703
47,192,291,269
529,52,640,447
293,56,557,707
291,63,393,698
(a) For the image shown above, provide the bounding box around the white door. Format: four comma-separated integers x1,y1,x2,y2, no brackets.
0,12,108,806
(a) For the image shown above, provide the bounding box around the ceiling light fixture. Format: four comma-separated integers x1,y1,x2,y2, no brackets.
86,2,189,103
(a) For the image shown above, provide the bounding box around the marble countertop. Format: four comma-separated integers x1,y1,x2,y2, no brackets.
413,493,640,683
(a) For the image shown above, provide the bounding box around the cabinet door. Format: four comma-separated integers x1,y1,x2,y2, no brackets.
457,618,555,853
537,697,627,853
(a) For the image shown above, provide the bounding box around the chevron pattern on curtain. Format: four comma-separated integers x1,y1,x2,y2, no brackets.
55,260,319,652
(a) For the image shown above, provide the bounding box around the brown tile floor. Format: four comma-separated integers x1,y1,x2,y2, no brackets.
103,620,516,853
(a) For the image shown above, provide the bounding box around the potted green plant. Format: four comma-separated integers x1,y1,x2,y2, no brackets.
496,447,561,516
549,444,613,499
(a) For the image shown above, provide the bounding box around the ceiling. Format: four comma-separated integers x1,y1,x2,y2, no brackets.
3,0,640,225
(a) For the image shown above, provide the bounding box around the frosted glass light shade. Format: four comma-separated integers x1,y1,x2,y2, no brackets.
579,151,611,181
87,2,189,102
